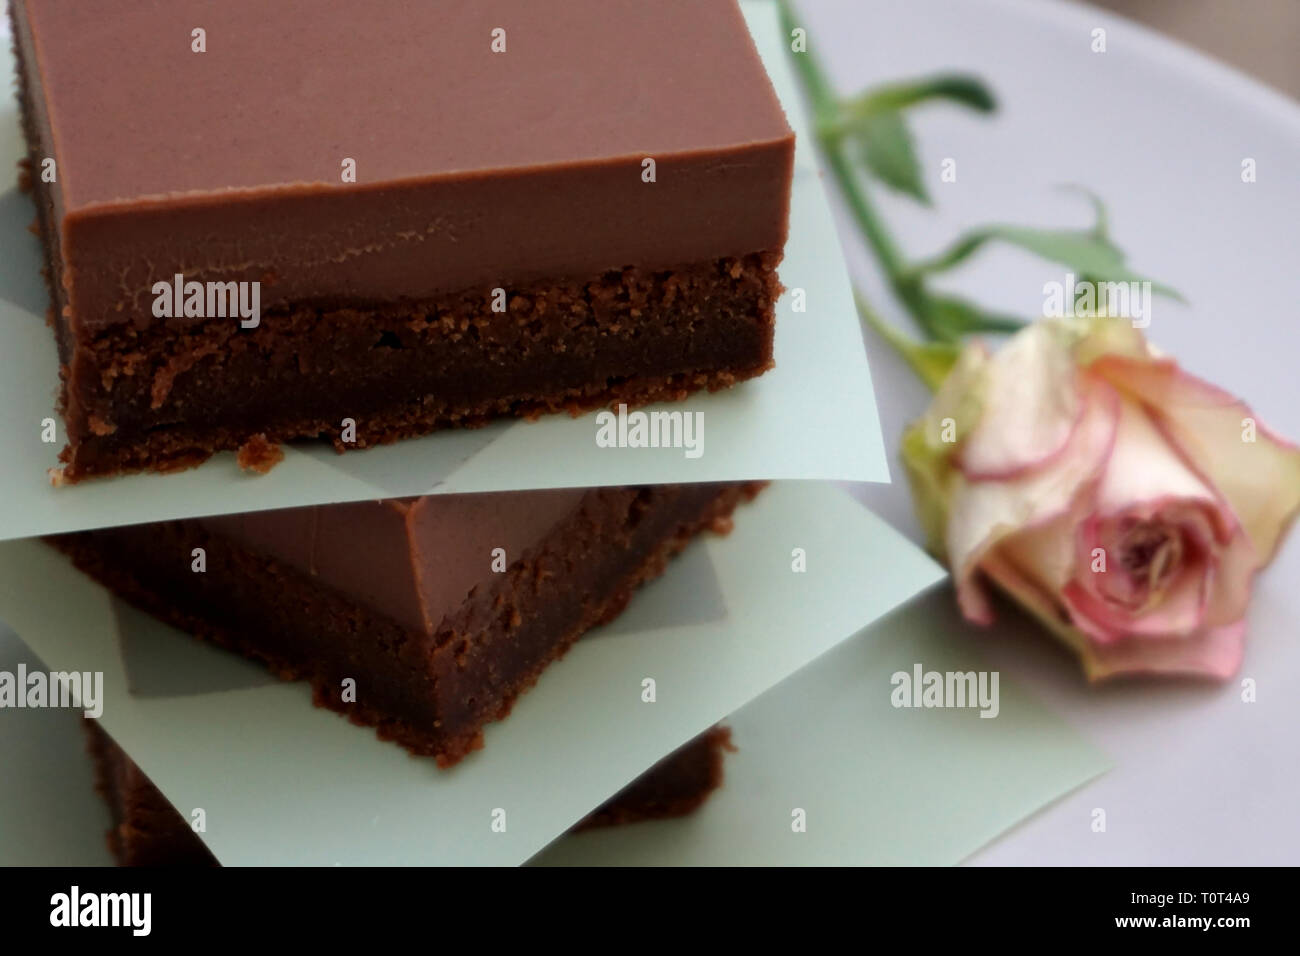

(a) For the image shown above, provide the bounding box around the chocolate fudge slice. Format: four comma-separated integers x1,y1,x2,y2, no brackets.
85,720,219,868
11,0,794,482
53,483,761,766
576,726,735,830
85,721,732,866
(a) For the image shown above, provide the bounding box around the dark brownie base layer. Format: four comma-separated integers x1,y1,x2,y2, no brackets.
85,720,220,867
52,255,780,483
577,726,734,830
84,720,731,866
53,483,761,766
14,28,780,483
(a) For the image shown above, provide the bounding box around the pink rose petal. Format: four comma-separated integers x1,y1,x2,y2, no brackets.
1090,353,1300,566
1092,398,1220,517
1081,619,1248,682
949,378,1120,626
981,553,1247,682
1063,568,1206,642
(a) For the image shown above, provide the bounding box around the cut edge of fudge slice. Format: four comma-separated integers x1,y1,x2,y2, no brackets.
51,483,763,766
83,719,733,866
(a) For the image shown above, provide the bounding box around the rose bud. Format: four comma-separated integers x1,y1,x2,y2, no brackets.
902,317,1300,680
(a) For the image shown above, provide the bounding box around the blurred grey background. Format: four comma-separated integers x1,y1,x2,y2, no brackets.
1095,0,1300,98
2,1,1296,98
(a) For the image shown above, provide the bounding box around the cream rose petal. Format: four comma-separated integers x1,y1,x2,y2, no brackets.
1093,398,1220,516
1090,353,1300,565
993,405,1227,606
900,343,990,559
979,550,1092,657
948,378,1119,624
1203,528,1256,628
998,510,1080,595
1081,619,1248,682
957,320,1082,480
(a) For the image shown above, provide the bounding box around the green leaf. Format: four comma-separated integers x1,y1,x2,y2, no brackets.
1060,185,1110,240
924,293,1026,338
901,339,964,392
854,111,929,203
844,74,997,118
907,192,1183,301
961,226,1134,276
855,291,960,391
910,225,1184,302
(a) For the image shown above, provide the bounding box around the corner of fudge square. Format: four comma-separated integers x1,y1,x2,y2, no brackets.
10,0,794,482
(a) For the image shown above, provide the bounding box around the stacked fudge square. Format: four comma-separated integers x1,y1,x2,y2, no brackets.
10,0,793,864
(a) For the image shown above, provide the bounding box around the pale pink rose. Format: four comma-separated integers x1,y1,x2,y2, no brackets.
902,318,1300,680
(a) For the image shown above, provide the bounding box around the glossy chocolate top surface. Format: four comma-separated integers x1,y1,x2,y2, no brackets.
16,0,794,328
200,489,586,636
23,0,789,205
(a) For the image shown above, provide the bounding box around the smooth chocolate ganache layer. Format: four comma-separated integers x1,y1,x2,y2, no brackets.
11,0,794,481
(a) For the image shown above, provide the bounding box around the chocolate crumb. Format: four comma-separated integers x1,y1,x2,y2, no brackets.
236,434,284,474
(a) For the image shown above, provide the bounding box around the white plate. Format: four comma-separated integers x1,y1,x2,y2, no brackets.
3,0,1297,866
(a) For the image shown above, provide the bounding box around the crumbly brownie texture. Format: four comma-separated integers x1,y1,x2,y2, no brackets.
53,483,761,766
84,720,731,866
11,0,793,483
39,250,779,482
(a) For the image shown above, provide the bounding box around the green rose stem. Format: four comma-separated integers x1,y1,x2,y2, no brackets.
777,0,1016,370
778,0,1177,372
855,292,957,393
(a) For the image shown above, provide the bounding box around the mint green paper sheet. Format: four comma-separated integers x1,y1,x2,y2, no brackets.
535,591,1110,866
